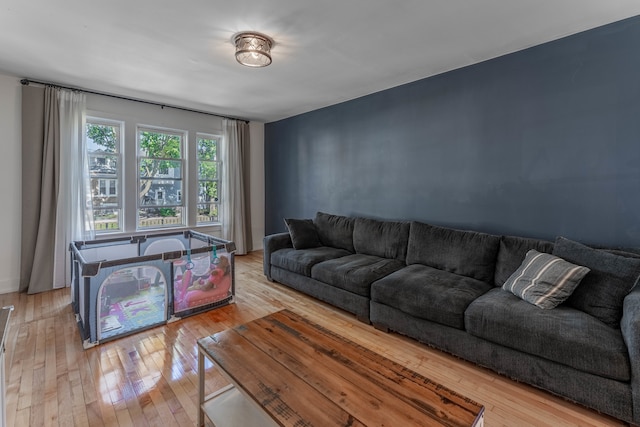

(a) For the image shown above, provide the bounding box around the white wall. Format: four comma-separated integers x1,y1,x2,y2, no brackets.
0,74,22,294
0,72,265,294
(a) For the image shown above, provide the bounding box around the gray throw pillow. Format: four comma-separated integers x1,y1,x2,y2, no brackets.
284,218,322,250
553,237,640,328
494,235,554,287
503,249,590,309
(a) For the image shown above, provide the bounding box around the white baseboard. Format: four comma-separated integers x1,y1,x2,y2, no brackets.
0,277,19,294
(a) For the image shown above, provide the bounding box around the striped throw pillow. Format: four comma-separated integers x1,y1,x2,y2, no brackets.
502,250,590,309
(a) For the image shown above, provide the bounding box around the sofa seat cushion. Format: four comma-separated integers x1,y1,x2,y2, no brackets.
271,247,351,277
465,288,631,381
311,254,405,297
371,264,493,330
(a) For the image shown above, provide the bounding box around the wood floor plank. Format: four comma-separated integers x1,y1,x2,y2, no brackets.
2,251,627,427
16,322,35,412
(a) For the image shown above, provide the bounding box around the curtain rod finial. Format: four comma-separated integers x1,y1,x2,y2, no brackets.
20,79,30,86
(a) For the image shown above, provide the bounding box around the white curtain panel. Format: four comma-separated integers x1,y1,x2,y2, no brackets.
53,90,91,289
221,118,247,254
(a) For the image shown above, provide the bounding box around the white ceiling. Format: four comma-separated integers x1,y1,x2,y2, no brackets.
1,1,639,122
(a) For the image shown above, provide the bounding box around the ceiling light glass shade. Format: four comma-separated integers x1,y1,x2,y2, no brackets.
234,33,273,67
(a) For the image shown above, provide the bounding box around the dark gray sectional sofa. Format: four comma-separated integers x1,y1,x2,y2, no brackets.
263,212,640,424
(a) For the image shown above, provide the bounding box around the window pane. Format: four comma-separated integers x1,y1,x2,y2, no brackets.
87,124,119,154
197,133,220,225
89,154,118,177
197,204,218,223
198,181,218,203
91,179,119,208
138,130,182,158
138,206,184,229
198,161,218,180
93,209,121,232
139,159,182,178
87,119,122,234
140,179,183,206
197,137,218,161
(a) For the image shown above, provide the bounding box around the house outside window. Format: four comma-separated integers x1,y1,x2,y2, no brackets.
137,127,185,229
86,118,123,232
98,179,117,196
197,134,221,224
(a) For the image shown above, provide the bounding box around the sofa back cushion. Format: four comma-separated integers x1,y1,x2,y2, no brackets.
553,237,640,328
353,217,410,261
406,221,500,283
314,212,355,253
494,235,554,287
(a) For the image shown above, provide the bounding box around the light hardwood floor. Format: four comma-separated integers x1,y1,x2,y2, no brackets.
1,251,626,426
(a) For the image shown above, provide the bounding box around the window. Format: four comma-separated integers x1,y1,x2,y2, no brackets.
86,119,123,232
85,111,224,235
197,134,220,224
137,127,185,229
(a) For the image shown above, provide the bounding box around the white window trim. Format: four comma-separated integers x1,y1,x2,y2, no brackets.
86,117,124,233
196,133,222,225
136,125,187,230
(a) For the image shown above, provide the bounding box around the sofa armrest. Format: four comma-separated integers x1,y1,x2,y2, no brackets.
621,285,640,424
263,232,293,280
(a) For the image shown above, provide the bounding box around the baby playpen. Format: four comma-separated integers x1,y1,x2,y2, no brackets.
70,230,236,348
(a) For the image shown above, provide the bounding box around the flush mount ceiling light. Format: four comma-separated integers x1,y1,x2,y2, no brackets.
234,32,273,67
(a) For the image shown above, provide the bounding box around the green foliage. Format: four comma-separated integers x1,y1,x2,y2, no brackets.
87,124,117,152
159,208,176,217
139,131,182,198
198,161,217,180
197,137,217,161
197,138,219,203
199,181,218,201
140,131,181,159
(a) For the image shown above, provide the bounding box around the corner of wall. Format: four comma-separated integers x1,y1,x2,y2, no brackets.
0,73,22,296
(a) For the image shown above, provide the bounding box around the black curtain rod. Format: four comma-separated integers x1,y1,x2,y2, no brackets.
20,78,249,123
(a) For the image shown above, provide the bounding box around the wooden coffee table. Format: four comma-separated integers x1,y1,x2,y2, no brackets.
197,309,484,426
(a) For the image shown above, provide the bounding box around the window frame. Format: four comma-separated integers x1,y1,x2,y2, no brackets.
86,117,124,234
136,125,187,230
196,133,222,225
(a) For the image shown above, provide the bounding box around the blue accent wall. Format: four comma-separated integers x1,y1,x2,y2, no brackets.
265,15,640,247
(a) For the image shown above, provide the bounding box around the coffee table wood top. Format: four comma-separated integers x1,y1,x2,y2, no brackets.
197,309,484,427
